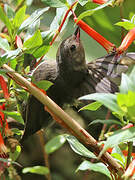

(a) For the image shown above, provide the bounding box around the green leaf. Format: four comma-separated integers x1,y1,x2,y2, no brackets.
33,80,53,91
42,31,54,45
78,0,114,20
50,6,72,33
115,21,135,30
79,101,102,111
0,48,22,67
111,146,126,167
22,166,49,175
23,30,43,50
100,126,135,156
117,91,135,122
19,7,49,32
117,92,135,109
10,58,17,70
33,45,50,58
26,0,33,6
10,145,21,161
12,128,23,136
45,134,66,154
0,6,13,36
111,153,125,167
79,93,121,113
24,19,40,42
89,119,122,126
78,0,88,6
4,4,15,19
0,37,10,51
13,5,26,29
76,161,111,179
119,73,135,94
3,111,24,125
41,0,67,7
66,135,96,159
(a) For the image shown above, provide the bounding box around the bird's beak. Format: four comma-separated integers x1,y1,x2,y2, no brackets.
74,27,80,42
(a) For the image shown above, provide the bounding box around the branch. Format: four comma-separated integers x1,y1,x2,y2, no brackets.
2,63,124,176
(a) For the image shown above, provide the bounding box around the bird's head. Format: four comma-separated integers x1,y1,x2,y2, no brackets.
56,27,87,74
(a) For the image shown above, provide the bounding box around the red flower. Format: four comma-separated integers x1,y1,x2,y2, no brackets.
0,75,10,100
92,0,108,5
118,27,135,54
0,104,13,137
0,133,7,156
74,18,116,53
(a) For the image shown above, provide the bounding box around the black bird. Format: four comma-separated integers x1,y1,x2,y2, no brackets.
22,27,135,139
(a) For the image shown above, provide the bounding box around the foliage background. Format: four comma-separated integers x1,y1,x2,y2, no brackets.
0,0,135,179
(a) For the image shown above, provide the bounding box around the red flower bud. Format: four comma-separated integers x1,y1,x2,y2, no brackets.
15,35,23,48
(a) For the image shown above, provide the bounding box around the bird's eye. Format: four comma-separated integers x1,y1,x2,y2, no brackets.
70,45,76,52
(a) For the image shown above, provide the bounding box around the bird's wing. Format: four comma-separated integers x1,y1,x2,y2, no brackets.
32,60,57,82
86,52,135,93
21,60,57,140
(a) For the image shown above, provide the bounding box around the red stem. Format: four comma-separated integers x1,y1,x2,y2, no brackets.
50,0,78,45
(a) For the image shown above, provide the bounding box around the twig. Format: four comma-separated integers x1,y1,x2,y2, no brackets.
37,130,51,180
15,0,25,12
98,110,111,141
126,142,133,169
2,63,124,177
50,0,78,45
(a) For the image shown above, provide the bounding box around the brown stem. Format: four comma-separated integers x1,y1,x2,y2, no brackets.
126,142,133,169
15,0,25,12
37,130,51,180
2,63,124,177
98,110,111,141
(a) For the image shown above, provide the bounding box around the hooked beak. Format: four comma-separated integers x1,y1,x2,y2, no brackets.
74,27,80,42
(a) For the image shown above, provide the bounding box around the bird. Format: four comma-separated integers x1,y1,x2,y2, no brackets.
21,27,135,140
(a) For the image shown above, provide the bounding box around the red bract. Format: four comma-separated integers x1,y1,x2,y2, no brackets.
0,104,12,137
122,123,134,130
74,18,116,53
0,133,7,155
123,159,135,178
118,27,135,54
15,35,23,48
92,0,108,4
0,75,10,100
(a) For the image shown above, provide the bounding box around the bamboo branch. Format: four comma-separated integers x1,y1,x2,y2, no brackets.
2,63,124,176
